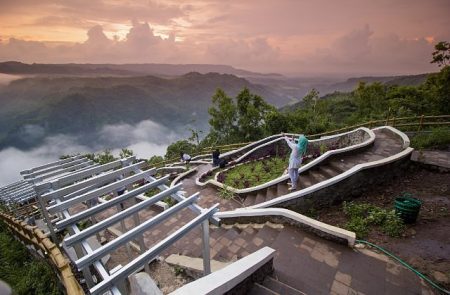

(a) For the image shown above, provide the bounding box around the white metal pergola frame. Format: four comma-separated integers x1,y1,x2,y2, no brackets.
20,155,219,295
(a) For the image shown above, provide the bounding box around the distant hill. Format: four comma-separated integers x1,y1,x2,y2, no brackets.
0,61,284,79
279,73,430,112
0,72,289,149
319,74,429,94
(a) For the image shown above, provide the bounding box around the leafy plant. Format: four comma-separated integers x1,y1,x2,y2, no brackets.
345,216,369,238
218,185,235,200
382,210,405,237
343,202,405,238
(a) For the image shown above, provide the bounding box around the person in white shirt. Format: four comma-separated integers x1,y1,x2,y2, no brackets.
284,134,308,191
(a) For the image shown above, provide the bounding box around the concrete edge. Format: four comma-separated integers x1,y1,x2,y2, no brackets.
373,125,411,148
170,167,198,187
215,208,356,247
169,246,276,295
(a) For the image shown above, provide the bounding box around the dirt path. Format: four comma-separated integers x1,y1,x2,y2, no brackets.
316,166,450,290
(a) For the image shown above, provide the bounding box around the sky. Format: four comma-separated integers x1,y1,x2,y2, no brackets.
0,0,449,76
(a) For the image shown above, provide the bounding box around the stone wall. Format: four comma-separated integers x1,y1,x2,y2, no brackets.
277,156,411,213
236,129,369,164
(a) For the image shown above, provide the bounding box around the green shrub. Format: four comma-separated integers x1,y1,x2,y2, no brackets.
382,210,405,237
367,207,387,225
411,128,450,149
343,201,370,218
345,216,369,238
342,202,405,238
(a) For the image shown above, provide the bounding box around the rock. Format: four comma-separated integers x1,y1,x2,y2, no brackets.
355,243,365,249
432,271,449,284
129,272,163,295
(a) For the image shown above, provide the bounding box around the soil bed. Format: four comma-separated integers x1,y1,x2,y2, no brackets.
316,166,450,291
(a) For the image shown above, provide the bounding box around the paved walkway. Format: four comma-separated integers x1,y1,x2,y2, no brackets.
411,150,450,172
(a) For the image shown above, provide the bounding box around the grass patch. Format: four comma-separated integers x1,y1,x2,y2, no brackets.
411,127,450,150
218,185,236,200
343,202,405,239
0,221,62,295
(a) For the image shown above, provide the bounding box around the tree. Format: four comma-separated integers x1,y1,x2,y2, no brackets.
165,140,196,159
208,88,237,143
421,65,450,114
208,87,273,143
302,88,320,113
94,149,117,164
119,148,134,159
353,82,388,119
148,155,164,167
431,41,450,67
236,88,274,141
264,110,291,135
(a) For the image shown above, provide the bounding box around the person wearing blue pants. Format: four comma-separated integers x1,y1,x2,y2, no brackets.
284,134,308,191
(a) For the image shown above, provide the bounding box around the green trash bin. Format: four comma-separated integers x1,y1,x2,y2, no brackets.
394,195,422,224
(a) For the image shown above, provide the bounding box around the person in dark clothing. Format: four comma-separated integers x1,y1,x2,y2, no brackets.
212,149,220,166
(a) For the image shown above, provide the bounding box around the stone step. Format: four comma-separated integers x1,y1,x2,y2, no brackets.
265,186,279,201
244,194,257,207
249,283,280,295
325,160,345,174
328,159,353,171
308,170,327,185
255,191,267,204
277,183,289,196
298,174,313,189
317,165,339,179
263,277,307,295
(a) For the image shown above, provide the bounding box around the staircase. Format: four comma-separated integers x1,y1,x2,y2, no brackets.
174,221,310,294
249,276,306,295
239,129,404,207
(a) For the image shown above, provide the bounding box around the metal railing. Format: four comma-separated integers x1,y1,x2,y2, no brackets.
0,212,84,295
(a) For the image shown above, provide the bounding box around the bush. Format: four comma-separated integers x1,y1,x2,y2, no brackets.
345,216,369,238
411,128,450,150
343,202,405,238
382,210,405,237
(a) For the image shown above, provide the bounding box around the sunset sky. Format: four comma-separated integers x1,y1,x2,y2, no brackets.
0,0,449,76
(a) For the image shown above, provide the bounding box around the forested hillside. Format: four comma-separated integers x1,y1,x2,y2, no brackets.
0,72,288,149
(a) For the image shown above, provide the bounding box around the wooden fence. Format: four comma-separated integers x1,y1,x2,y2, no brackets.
0,212,85,295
